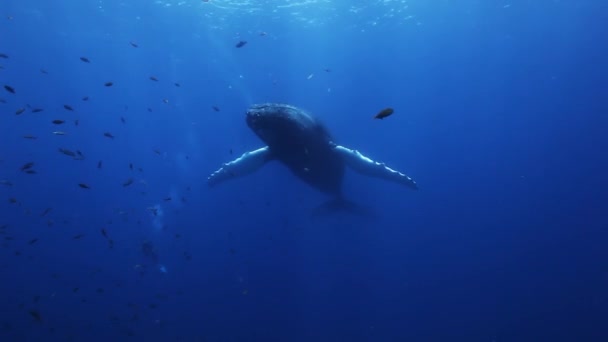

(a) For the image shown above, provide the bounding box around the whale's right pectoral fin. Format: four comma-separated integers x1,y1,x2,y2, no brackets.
207,146,272,187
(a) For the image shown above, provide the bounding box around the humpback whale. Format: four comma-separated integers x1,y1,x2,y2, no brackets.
208,103,417,210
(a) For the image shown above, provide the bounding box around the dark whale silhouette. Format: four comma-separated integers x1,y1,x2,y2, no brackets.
208,103,418,213
245,103,346,195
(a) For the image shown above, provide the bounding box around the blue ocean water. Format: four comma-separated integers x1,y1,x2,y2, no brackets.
1,0,608,341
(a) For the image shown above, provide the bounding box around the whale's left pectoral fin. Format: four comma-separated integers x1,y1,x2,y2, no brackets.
333,144,418,190
207,146,272,187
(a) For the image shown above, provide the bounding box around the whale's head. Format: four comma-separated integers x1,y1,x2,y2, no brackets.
246,103,301,146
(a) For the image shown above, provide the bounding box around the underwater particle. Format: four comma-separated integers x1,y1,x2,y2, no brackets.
120,116,126,124
39,208,52,217
162,98,169,104
63,104,73,111
163,197,171,202
130,41,138,48
149,76,158,82
82,96,89,101
40,69,49,74
24,170,37,174
100,228,109,239
129,163,133,170
72,234,85,239
28,238,38,245
97,160,102,169
15,108,25,115
122,178,134,187
235,40,247,48
23,135,37,139
52,120,65,125
103,132,114,139
74,119,79,126
4,85,15,94
212,106,220,112
0,180,13,186
104,82,113,87
52,131,66,135
153,149,161,155
72,287,79,293
324,68,331,72
374,107,394,120
80,57,90,63
259,31,267,36
78,183,91,189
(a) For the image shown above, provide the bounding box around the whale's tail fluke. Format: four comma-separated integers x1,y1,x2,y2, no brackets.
311,197,377,219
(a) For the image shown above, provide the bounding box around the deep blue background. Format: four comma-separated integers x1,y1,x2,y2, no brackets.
1,1,607,341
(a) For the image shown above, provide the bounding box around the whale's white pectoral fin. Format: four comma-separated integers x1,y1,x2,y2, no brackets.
333,144,418,190
207,146,272,187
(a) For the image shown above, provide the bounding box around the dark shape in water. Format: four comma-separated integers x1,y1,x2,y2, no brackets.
78,183,90,189
235,40,247,48
104,82,113,87
63,104,73,111
4,85,15,94
374,107,394,120
80,57,90,63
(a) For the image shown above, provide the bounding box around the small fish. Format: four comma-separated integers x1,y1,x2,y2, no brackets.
8,198,18,204
74,119,79,126
80,57,90,63
129,163,133,170
130,41,138,48
0,180,13,186
97,160,103,169
212,106,220,112
374,107,394,120
40,208,52,217
82,96,89,101
259,31,267,36
23,135,37,139
122,178,134,187
78,183,90,189
72,234,85,239
31,108,43,113
28,238,38,245
235,40,247,48
52,119,65,125
153,149,161,155
58,148,76,157
52,131,66,135
149,76,158,82
101,228,109,239
147,207,158,216
4,85,15,94
76,150,84,159
324,68,332,73
29,310,43,323
25,170,37,174
103,132,114,139
120,116,126,124
0,53,8,58
147,107,153,112
104,82,113,87
0,98,6,103
162,98,169,104
63,104,74,111
40,69,49,74
163,197,171,202
20,162,34,171
174,82,181,87
72,287,79,293
15,108,25,115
